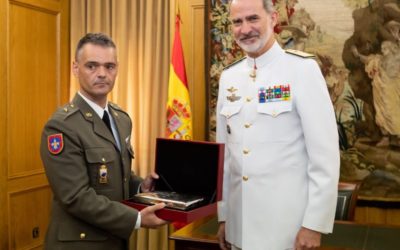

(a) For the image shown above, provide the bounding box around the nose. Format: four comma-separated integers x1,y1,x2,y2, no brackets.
240,21,252,35
97,66,106,78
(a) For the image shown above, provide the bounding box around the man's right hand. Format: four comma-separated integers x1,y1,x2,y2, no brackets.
217,222,231,250
140,203,168,228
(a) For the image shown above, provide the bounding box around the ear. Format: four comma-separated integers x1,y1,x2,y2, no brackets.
72,61,79,77
270,11,278,27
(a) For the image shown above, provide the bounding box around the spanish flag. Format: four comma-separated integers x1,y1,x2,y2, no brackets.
166,14,192,140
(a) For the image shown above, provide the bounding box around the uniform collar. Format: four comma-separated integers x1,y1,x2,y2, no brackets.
245,41,284,69
78,91,109,119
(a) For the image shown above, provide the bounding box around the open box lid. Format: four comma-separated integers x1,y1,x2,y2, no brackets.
154,138,224,203
123,138,225,222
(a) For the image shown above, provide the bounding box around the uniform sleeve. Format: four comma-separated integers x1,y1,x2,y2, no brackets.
216,72,231,222
295,60,340,233
40,118,138,239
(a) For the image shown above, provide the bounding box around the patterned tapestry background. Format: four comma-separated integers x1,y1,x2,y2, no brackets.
207,0,400,201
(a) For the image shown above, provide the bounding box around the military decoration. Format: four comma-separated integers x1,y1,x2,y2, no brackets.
226,86,241,103
258,84,291,103
47,133,64,155
99,165,108,184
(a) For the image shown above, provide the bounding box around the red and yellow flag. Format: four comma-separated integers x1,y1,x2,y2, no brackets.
166,15,192,140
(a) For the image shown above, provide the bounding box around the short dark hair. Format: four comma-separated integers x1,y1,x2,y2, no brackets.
75,33,116,60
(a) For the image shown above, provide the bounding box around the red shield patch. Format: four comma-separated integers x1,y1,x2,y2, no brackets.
47,133,64,155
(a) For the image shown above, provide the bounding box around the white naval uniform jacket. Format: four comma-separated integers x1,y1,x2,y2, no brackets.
216,42,340,250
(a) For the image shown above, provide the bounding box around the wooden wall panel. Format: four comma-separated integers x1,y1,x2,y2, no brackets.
9,187,52,249
0,0,69,249
8,3,59,177
0,0,9,249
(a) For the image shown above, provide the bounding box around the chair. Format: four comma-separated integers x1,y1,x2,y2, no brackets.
335,182,361,221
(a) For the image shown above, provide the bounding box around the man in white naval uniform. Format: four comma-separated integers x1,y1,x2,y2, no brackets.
216,0,340,250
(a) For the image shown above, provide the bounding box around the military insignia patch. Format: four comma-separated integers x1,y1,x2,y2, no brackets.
99,165,108,184
227,94,241,102
48,133,64,155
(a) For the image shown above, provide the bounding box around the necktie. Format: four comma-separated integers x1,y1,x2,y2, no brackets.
102,110,113,133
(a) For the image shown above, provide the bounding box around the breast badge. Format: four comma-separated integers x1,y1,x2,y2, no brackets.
47,133,64,155
226,86,241,103
99,165,108,184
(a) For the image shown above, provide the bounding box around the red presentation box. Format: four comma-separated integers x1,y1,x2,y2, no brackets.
123,138,224,223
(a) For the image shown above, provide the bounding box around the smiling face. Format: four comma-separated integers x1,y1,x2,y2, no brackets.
229,0,278,58
72,43,118,107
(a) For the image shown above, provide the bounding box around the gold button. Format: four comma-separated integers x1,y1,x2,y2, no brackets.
243,176,249,181
70,104,75,108
80,233,86,239
244,123,251,128
101,158,106,162
63,108,68,112
243,149,249,154
246,97,252,102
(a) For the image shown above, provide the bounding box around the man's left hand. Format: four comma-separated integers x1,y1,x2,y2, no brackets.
141,172,159,192
294,227,321,250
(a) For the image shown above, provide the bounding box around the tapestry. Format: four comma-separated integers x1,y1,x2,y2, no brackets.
207,0,400,201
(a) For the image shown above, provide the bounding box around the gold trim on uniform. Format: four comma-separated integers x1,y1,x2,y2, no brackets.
99,165,108,184
285,49,315,58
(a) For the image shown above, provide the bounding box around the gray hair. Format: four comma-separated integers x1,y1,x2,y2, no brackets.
75,33,116,60
262,0,275,13
229,0,275,14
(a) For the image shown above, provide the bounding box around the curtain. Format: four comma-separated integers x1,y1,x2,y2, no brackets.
70,0,170,249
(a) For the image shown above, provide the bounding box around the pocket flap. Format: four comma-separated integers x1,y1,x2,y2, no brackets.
220,105,242,118
85,148,115,163
58,221,108,241
257,101,292,117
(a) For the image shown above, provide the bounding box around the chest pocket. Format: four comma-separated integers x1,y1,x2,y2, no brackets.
256,101,294,143
220,105,243,143
220,105,242,118
257,100,292,117
85,148,117,190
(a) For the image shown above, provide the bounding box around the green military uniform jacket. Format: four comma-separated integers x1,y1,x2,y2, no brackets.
40,94,142,250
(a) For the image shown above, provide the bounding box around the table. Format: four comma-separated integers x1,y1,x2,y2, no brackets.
169,215,400,250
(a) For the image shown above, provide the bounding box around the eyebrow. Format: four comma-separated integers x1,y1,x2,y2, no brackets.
231,14,260,23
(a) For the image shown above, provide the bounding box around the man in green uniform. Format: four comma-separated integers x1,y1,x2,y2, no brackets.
40,33,167,250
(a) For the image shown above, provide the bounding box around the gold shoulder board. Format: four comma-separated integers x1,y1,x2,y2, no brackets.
285,49,315,58
223,57,246,70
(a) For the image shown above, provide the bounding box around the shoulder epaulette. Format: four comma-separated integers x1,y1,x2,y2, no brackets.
56,103,79,120
109,102,130,117
285,49,315,58
223,57,246,70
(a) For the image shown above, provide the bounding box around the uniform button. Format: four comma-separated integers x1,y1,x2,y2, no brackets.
101,158,106,162
243,176,249,181
246,97,252,102
272,111,277,117
244,123,251,128
124,178,127,182
80,233,86,239
243,149,250,154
